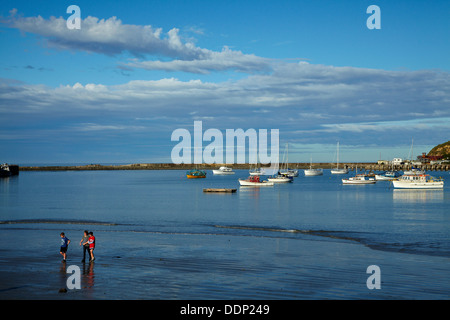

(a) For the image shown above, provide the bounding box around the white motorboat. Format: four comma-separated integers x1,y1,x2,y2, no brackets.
331,142,348,174
342,167,376,184
392,174,444,189
342,174,377,184
212,166,235,175
239,175,274,186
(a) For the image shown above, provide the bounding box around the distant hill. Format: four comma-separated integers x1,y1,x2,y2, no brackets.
428,141,450,159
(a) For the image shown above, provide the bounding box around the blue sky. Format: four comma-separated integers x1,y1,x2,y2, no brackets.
1,0,449,164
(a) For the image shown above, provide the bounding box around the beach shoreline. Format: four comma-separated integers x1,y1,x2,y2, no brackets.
0,227,449,300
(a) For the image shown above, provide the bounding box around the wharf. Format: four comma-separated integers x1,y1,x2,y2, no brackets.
17,162,450,172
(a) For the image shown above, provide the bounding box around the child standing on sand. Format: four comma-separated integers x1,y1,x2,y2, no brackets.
60,232,70,262
83,231,95,262
79,230,90,262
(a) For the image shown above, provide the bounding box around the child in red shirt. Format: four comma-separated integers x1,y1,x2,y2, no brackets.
84,232,95,262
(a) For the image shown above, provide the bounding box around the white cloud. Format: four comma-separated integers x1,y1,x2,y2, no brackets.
125,46,272,74
5,11,272,74
1,62,449,148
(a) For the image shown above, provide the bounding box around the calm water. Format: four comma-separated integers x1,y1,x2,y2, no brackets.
0,169,449,299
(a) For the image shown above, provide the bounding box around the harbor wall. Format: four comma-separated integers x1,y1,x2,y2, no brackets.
18,163,450,171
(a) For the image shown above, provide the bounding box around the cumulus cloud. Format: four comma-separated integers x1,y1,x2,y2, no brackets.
1,61,449,162
4,11,272,74
125,46,272,74
1,63,449,127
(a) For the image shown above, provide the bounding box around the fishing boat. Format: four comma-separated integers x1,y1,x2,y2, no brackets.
239,175,274,186
342,167,376,185
392,174,444,189
331,142,348,174
212,166,235,175
304,157,323,176
186,169,206,179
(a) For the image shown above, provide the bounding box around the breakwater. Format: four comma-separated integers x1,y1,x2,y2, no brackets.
18,162,450,171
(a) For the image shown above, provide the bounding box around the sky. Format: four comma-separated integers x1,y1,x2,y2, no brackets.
0,0,449,165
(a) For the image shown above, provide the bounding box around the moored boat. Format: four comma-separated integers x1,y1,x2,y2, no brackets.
267,174,293,183
186,169,206,179
392,174,444,189
0,163,11,177
331,142,348,174
342,174,377,184
239,175,274,186
304,168,323,176
212,166,235,175
304,157,323,176
342,168,376,185
403,167,425,175
375,171,401,181
249,167,266,176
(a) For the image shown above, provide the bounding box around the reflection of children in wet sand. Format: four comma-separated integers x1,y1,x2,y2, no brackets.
60,232,70,262
83,232,95,262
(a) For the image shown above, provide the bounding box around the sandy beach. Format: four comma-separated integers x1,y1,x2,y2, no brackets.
1,227,449,300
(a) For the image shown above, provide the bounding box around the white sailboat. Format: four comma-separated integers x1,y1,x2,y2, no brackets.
279,143,298,177
403,138,425,175
268,143,293,183
304,157,323,176
331,142,348,174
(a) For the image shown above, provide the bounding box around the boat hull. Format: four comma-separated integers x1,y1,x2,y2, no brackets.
187,174,206,179
267,175,293,183
342,180,376,184
342,177,376,184
392,181,444,189
239,179,274,186
304,169,323,176
331,169,348,174
375,175,394,181
212,170,235,175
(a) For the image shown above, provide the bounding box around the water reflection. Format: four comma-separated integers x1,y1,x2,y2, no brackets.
238,186,261,200
393,189,444,202
82,262,95,291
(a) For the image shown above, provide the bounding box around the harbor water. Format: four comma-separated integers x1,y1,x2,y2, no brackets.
0,169,449,299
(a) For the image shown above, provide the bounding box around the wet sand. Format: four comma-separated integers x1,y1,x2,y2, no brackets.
0,228,449,300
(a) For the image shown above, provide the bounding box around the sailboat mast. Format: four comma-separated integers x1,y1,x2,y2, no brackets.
337,142,340,169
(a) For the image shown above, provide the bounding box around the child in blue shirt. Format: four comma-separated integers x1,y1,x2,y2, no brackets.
60,232,71,262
